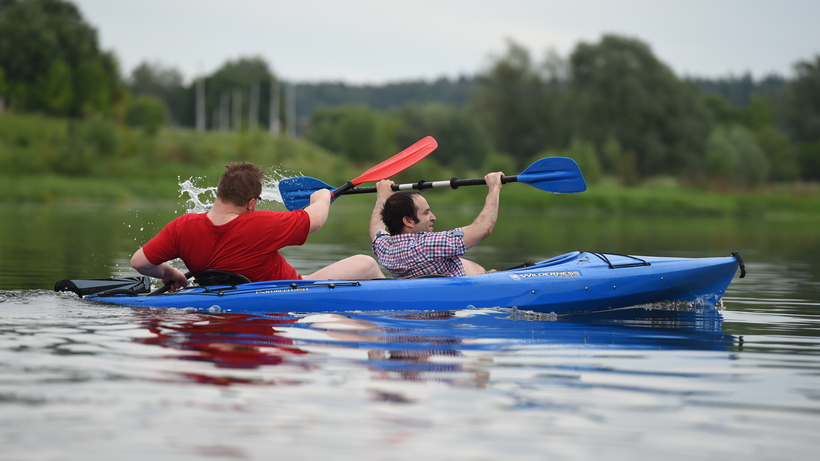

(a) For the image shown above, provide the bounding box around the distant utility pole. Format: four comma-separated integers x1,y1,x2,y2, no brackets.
269,79,280,136
249,82,260,131
286,83,296,138
196,77,206,132
232,89,242,132
219,94,230,131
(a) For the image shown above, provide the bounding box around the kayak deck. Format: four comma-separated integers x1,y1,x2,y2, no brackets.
76,251,744,316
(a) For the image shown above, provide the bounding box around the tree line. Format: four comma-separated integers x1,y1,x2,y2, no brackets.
2,0,819,186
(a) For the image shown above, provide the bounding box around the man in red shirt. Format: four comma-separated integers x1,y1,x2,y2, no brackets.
131,162,384,289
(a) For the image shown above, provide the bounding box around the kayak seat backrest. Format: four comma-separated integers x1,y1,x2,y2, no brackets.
194,270,251,287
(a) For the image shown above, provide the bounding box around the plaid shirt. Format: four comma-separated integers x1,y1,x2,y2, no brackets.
372,229,466,278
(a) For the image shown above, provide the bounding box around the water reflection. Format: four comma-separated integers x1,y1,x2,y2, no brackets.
3,202,820,295
129,307,734,387
3,289,818,460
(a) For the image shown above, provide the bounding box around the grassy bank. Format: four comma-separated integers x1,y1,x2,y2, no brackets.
415,179,820,219
2,112,819,218
0,112,448,203
6,168,817,220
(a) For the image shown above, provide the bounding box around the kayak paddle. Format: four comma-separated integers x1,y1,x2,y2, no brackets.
279,136,438,210
280,157,586,210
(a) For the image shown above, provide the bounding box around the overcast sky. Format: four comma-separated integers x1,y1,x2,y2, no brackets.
73,0,820,85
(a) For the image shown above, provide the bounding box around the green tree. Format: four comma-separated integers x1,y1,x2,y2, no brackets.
603,138,639,186
125,95,167,136
201,57,274,130
339,105,383,162
783,55,820,143
0,66,7,110
703,93,798,182
470,40,568,167
706,126,769,186
703,93,744,126
0,0,123,116
53,115,119,175
39,60,73,114
796,142,820,181
128,61,186,124
305,104,397,163
74,59,110,115
756,125,799,181
481,151,517,175
0,67,9,114
569,35,712,178
536,140,602,185
394,103,491,169
304,106,346,152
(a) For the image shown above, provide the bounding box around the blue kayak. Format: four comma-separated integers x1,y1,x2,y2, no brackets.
58,251,745,316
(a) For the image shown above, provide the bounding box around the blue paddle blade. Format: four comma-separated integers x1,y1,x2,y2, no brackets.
278,176,336,211
518,157,587,193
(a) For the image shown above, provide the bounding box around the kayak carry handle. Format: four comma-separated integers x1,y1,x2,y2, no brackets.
732,252,746,278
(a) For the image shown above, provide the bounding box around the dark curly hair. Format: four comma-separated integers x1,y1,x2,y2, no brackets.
381,192,422,235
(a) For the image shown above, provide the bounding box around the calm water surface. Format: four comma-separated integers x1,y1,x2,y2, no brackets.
1,201,819,460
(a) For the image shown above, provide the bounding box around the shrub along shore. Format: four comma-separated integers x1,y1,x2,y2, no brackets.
1,113,818,218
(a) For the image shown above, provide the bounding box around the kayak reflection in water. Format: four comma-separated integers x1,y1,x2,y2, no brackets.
369,172,504,278
130,162,384,290
133,312,488,389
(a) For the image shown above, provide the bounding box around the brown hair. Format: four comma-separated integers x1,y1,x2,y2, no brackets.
217,162,263,206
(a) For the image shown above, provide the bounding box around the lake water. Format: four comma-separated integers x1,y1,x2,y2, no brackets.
1,200,819,460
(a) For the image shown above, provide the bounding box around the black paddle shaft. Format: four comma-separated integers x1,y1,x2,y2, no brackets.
345,176,519,195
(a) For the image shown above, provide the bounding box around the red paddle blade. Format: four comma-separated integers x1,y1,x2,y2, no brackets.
351,136,437,186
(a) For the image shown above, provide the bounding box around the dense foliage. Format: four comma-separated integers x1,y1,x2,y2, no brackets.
0,0,125,117
1,0,819,187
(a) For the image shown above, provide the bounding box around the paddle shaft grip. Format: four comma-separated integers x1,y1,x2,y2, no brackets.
298,181,354,209
343,176,519,195
329,181,355,199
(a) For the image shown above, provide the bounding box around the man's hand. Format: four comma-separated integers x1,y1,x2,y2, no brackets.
161,268,189,291
309,188,332,205
375,180,396,201
131,249,190,291
485,171,504,191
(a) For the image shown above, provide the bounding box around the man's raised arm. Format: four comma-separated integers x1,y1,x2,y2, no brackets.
369,180,395,241
461,172,504,249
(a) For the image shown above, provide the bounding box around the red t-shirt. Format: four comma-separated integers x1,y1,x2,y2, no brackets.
142,210,310,282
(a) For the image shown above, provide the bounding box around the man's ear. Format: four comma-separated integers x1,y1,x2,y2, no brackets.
402,215,415,230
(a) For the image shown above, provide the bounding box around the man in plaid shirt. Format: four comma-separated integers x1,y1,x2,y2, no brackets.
369,172,504,278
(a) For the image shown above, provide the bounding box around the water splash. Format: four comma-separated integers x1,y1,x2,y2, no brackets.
262,174,285,204
178,168,291,213
179,176,217,213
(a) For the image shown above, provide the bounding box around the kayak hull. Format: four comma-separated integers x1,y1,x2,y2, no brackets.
85,252,743,316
